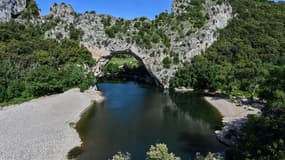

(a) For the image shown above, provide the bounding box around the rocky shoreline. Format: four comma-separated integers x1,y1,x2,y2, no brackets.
0,88,104,160
204,96,261,145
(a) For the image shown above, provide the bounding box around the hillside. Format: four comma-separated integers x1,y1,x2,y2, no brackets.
171,0,285,99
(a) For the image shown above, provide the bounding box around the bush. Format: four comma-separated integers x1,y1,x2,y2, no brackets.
162,57,172,68
69,26,84,40
105,27,116,38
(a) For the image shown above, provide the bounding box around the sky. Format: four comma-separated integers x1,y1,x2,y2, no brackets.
35,0,284,20
35,0,173,20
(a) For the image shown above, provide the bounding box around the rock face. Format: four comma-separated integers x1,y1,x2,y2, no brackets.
2,0,233,88
172,0,193,16
0,0,26,22
48,3,75,24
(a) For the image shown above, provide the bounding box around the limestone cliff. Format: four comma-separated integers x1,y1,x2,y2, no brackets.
1,0,233,88
0,0,26,22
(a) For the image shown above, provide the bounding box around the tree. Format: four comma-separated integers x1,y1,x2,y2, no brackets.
69,26,84,40
233,60,267,98
79,72,96,92
162,57,172,69
226,90,285,160
6,80,24,100
25,65,63,97
0,60,17,102
0,21,95,105
62,64,85,88
110,152,131,160
146,143,181,160
260,66,285,100
195,152,223,160
21,0,40,19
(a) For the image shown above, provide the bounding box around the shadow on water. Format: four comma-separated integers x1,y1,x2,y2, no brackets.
76,102,98,143
68,102,98,160
75,82,225,160
169,92,223,130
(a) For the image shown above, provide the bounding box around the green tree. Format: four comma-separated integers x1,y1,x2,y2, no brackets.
25,65,63,97
146,143,181,160
110,152,131,160
260,66,285,100
162,57,172,69
6,80,25,100
226,90,285,160
196,152,223,160
62,64,85,88
69,26,84,40
79,72,96,92
0,21,96,105
21,0,40,19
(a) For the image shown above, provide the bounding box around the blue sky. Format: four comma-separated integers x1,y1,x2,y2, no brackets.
35,0,284,20
35,0,172,20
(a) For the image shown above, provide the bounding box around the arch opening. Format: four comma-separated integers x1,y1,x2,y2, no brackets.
96,51,163,88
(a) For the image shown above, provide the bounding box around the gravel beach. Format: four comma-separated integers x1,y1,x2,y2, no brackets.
204,96,260,123
0,88,104,160
205,96,261,145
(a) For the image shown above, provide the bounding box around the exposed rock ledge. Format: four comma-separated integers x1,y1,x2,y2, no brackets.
0,88,104,160
204,96,261,145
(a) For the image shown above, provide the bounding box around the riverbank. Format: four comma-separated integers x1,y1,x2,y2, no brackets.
0,88,104,160
204,96,261,145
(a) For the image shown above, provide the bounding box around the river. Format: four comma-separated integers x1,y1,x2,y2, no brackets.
77,82,225,160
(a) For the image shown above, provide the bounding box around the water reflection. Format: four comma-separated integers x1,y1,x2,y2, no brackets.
77,82,224,160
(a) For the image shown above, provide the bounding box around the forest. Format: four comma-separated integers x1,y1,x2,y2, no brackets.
0,21,95,106
170,0,285,98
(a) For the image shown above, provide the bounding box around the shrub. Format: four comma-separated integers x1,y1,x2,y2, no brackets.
162,57,172,68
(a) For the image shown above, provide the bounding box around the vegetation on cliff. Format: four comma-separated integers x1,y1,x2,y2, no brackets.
21,0,40,19
104,0,206,51
171,0,285,98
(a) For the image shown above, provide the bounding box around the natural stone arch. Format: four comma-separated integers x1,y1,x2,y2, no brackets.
91,47,164,87
0,0,234,88
43,0,233,88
